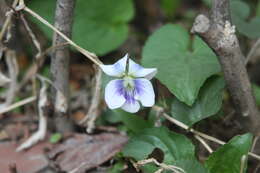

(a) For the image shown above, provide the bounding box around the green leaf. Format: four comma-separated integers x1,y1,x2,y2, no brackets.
201,0,211,7
205,133,253,173
123,127,209,173
142,24,220,106
28,0,134,55
103,109,122,123
108,161,125,173
171,76,225,126
175,159,210,173
123,127,194,161
104,109,153,132
49,133,62,144
253,84,260,106
257,1,260,16
231,0,260,38
118,110,153,133
160,0,181,18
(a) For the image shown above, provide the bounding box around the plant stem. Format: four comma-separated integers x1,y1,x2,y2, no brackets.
191,0,260,135
50,0,76,132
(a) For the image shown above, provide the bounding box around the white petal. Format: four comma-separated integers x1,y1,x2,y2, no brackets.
100,54,128,77
121,101,140,113
105,79,126,109
128,59,157,80
135,79,155,107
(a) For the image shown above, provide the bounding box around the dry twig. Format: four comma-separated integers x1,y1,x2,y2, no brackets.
20,13,42,58
134,158,185,173
0,0,19,41
20,5,102,66
0,96,36,114
194,135,213,153
16,76,48,151
79,66,102,133
0,50,18,110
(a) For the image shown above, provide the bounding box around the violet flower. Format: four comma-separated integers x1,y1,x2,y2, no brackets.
100,54,157,113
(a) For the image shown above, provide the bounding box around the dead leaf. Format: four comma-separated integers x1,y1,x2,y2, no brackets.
0,141,51,173
48,133,128,173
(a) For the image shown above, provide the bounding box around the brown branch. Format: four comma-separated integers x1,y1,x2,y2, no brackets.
211,0,230,23
191,0,260,135
51,0,76,132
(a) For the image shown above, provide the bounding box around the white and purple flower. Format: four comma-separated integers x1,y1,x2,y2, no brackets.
101,54,157,113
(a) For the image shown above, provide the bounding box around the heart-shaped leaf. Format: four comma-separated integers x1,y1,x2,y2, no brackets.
123,127,209,173
142,24,220,105
171,76,225,126
231,0,260,39
28,0,134,55
205,133,253,173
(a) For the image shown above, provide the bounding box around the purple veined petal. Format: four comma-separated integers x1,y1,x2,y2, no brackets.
128,59,157,80
105,79,126,109
100,54,128,77
134,78,155,107
122,90,136,105
121,100,140,113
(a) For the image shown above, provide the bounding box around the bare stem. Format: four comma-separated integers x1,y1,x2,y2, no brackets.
48,0,76,133
192,0,260,135
194,135,213,153
20,14,42,58
212,0,230,23
135,158,185,173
